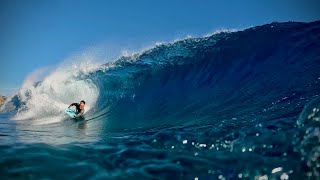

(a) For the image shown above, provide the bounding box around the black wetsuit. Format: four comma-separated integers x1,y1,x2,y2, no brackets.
68,103,81,114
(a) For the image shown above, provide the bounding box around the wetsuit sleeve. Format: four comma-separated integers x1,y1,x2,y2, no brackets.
68,103,78,108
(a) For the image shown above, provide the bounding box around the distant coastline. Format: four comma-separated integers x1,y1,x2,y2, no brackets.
0,96,7,107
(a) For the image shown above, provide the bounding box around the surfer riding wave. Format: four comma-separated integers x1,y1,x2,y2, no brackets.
67,100,86,118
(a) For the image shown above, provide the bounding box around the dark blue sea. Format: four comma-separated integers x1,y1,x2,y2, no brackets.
1,21,320,179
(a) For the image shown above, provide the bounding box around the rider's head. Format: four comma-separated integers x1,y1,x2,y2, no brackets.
80,100,85,110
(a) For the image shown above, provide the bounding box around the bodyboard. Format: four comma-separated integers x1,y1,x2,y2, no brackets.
64,108,77,118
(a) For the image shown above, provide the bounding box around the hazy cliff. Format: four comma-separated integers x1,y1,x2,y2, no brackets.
0,96,7,107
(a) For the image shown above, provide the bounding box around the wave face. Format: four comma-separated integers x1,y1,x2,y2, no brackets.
1,21,320,179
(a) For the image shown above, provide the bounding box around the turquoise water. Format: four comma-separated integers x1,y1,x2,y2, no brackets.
1,21,320,179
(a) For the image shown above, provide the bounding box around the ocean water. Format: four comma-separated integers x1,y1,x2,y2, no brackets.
1,21,320,179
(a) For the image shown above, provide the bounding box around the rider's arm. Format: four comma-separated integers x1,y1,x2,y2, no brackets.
68,103,78,108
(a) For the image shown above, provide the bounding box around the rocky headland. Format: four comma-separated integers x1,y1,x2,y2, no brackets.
0,96,7,107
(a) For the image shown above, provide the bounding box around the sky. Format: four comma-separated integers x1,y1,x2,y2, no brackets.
0,0,320,96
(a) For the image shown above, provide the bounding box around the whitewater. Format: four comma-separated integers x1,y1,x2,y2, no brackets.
0,21,320,179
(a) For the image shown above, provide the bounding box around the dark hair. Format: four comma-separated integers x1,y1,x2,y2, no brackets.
80,100,86,104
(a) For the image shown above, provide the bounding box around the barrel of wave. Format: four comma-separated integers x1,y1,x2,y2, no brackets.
12,63,100,125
